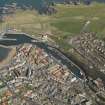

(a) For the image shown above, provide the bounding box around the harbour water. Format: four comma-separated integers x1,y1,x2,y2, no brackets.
0,46,11,61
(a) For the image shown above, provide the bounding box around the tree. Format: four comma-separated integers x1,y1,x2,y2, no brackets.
84,0,92,5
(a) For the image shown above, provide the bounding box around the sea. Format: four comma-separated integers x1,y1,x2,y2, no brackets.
0,0,64,10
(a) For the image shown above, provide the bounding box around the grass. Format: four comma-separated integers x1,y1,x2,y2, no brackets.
0,3,105,51
51,3,105,38
0,10,51,36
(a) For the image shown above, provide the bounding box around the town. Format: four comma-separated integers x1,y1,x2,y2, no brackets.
71,32,105,75
0,0,105,105
0,32,104,105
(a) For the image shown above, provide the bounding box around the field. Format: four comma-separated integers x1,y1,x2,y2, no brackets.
52,3,105,37
1,3,105,51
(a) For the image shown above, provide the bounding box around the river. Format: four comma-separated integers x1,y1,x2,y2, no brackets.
1,33,105,83
0,33,85,79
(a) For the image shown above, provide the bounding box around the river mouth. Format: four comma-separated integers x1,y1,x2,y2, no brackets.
0,33,33,64
0,33,35,62
0,33,34,46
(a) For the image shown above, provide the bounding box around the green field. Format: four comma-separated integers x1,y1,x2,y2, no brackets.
51,3,105,38
1,3,105,51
